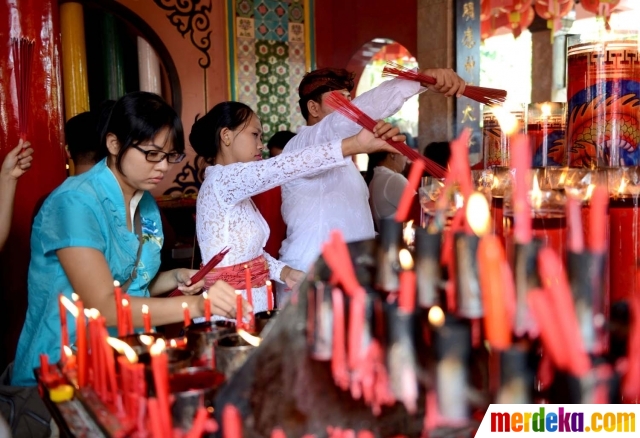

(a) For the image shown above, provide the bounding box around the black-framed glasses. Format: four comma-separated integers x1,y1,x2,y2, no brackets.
133,145,186,163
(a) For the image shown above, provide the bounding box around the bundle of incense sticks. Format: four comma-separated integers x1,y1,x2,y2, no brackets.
168,247,231,297
11,37,35,139
382,62,507,106
323,91,447,178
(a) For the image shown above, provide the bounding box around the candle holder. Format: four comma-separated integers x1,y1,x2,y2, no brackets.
419,177,462,230
482,104,526,168
185,320,236,369
138,348,194,375
117,332,165,356
255,309,280,335
169,366,224,433
527,102,566,167
306,281,333,361
487,166,511,244
512,241,542,337
375,218,402,292
607,166,640,303
566,31,640,167
384,302,418,410
214,333,257,378
415,227,442,308
497,347,532,404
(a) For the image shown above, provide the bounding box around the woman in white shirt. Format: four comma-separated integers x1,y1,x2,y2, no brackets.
367,151,409,230
190,101,403,317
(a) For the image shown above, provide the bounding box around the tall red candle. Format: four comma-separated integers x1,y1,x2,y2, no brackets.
122,298,132,335
397,249,416,313
74,297,87,387
203,292,211,322
182,302,191,327
609,195,639,302
58,294,69,359
150,340,172,433
223,404,243,438
142,304,151,333
510,133,532,244
244,265,255,328
235,290,243,328
266,281,274,311
114,280,125,336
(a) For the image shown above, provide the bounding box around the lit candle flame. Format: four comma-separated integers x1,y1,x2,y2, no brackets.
558,170,568,187
142,304,149,315
618,178,628,195
403,220,414,246
398,249,414,270
585,184,596,201
428,306,445,327
122,298,129,308
139,335,154,346
113,280,120,288
150,338,166,356
71,293,79,302
466,192,491,237
492,106,519,136
237,329,262,347
63,345,73,358
531,176,543,210
106,337,139,363
88,308,100,319
181,302,188,310
203,291,208,301
60,296,79,318
170,339,177,348
540,102,552,119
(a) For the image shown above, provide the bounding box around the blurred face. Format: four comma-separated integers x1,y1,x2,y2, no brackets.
270,147,283,157
224,114,265,163
107,127,179,195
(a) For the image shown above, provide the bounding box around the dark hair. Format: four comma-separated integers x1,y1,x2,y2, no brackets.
364,151,391,185
102,92,184,173
96,100,116,147
65,111,102,164
298,68,355,121
423,141,451,175
267,130,295,152
189,101,255,164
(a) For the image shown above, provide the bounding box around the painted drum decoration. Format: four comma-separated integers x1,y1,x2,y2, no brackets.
528,102,567,167
566,31,640,167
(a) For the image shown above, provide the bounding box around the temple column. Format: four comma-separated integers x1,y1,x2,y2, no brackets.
60,1,90,120
137,36,162,95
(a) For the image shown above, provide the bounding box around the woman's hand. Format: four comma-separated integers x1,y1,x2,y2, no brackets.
283,267,305,290
1,140,33,181
422,68,466,97
173,269,206,295
201,280,253,319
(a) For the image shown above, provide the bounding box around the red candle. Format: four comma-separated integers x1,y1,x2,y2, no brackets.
395,159,426,222
122,298,132,335
100,324,118,407
609,195,638,302
74,296,87,387
223,404,243,438
244,265,255,328
510,133,532,244
150,340,172,433
62,346,76,373
58,294,69,359
142,304,151,333
114,280,125,336
397,249,416,313
589,186,608,254
567,196,584,253
147,398,165,438
182,302,191,327
203,292,211,322
235,290,243,328
185,407,209,438
266,281,274,311
39,353,49,381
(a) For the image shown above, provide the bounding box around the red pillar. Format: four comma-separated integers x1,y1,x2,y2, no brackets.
0,0,67,368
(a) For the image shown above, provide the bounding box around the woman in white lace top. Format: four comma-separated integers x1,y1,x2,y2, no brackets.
190,101,403,319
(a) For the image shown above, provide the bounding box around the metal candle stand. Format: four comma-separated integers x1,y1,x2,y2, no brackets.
453,233,483,319
415,227,443,308
214,333,257,378
169,366,224,433
185,320,235,369
306,281,334,361
513,240,542,337
376,218,402,292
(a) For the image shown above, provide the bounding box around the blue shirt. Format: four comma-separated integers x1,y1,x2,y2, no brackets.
12,159,164,386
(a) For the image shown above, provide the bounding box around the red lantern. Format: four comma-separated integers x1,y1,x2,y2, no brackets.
510,6,536,38
580,0,620,18
535,0,575,32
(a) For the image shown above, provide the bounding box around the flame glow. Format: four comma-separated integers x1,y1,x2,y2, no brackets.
60,296,79,318
237,329,262,347
170,339,177,348
142,304,149,315
398,249,414,270
531,177,543,210
63,345,73,358
586,184,596,201
150,339,166,356
466,192,491,237
541,103,552,119
139,335,154,346
113,280,120,288
203,291,208,301
181,302,188,310
403,220,415,246
492,106,519,136
71,293,79,302
428,306,445,327
107,337,139,363
618,178,628,195
88,308,100,319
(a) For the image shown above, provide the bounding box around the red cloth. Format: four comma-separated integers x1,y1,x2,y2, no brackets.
203,255,269,290
252,187,286,259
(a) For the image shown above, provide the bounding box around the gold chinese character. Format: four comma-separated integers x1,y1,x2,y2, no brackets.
462,27,476,49
462,104,476,123
462,2,475,21
465,56,475,74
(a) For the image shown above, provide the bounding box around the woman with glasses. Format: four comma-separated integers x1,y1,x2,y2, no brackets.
12,92,251,386
189,101,402,317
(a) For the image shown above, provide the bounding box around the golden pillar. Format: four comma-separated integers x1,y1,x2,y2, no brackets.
60,1,90,120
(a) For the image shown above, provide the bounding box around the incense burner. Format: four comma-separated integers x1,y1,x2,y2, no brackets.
185,320,235,369
214,333,257,378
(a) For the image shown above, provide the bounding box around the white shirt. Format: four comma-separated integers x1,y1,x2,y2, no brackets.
279,78,423,272
369,166,409,229
196,140,346,314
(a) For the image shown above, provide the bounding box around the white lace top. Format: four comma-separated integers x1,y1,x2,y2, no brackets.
195,139,346,316
279,78,424,273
